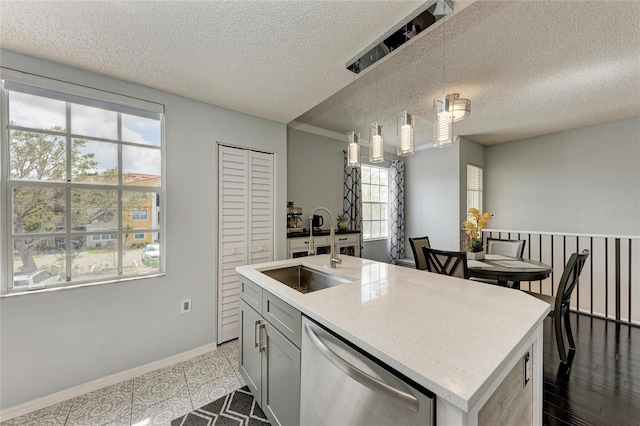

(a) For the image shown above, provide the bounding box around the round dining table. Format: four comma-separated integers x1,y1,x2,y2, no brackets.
467,256,552,289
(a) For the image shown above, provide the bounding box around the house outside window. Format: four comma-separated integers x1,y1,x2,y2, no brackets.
467,164,483,219
361,165,389,241
1,73,164,294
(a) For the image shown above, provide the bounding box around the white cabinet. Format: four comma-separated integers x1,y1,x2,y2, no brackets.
287,232,360,258
218,145,274,343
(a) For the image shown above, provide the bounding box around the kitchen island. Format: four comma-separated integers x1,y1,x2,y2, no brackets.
237,255,550,425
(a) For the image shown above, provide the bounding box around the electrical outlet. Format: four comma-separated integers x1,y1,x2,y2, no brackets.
181,298,191,313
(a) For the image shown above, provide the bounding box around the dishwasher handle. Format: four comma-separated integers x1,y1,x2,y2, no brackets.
304,323,420,413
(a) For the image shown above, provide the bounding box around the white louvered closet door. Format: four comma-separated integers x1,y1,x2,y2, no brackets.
218,146,274,343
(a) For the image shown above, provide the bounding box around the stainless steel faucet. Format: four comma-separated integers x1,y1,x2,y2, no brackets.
308,207,342,268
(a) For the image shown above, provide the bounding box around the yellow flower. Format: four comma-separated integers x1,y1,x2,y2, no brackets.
463,208,493,243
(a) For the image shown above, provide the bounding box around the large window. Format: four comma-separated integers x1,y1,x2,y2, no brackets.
361,165,389,241
467,164,483,218
2,76,164,293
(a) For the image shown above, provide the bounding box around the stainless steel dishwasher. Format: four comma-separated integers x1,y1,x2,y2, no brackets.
301,317,434,426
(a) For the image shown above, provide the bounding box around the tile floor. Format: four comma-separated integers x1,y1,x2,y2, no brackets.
1,340,244,426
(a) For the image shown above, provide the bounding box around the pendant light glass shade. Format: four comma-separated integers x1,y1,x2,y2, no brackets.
369,123,384,163
397,111,415,156
433,96,453,148
347,131,360,167
446,93,471,122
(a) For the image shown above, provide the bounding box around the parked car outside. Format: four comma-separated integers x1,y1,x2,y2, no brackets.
13,270,61,287
142,243,160,265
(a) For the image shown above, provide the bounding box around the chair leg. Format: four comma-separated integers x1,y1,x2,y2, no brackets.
564,312,575,350
554,315,567,363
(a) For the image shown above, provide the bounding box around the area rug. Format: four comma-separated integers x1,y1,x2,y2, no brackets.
171,386,270,426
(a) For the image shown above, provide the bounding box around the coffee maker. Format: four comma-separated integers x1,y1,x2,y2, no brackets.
287,202,303,233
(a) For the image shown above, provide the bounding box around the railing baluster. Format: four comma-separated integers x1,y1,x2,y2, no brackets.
551,235,555,296
605,238,609,319
576,236,580,313
629,239,632,323
590,237,594,317
616,238,621,322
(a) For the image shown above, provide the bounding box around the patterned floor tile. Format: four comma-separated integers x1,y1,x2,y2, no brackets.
183,355,235,386
65,380,133,426
215,339,238,359
131,396,193,426
133,365,189,412
0,399,73,426
188,369,242,409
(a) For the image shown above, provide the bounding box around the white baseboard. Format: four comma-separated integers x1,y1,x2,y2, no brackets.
0,341,218,422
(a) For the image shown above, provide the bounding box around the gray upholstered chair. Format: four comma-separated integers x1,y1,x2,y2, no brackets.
524,250,589,363
409,236,431,270
486,238,526,258
422,247,469,279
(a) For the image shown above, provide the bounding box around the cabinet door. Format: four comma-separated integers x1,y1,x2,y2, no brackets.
239,299,263,405
218,146,249,342
249,151,274,264
262,322,301,426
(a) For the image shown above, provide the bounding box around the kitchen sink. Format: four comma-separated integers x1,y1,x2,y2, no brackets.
261,265,352,294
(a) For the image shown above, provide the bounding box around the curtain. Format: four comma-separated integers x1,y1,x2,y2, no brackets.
388,160,405,264
343,152,361,256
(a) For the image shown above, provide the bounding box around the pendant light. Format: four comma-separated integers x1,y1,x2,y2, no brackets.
347,70,360,167
397,110,415,155
369,46,384,163
347,131,361,167
397,25,415,157
433,1,470,148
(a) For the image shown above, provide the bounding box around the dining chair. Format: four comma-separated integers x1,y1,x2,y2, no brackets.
473,238,527,287
486,238,526,258
422,247,469,279
409,236,431,270
524,249,590,363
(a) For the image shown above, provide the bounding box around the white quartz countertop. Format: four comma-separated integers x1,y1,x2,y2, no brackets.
236,255,550,412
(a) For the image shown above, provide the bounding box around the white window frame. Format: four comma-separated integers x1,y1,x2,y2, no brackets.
0,70,166,295
467,164,484,219
131,208,148,221
361,164,390,241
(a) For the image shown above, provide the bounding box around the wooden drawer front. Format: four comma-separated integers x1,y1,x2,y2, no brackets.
262,290,302,348
240,276,263,313
335,234,359,245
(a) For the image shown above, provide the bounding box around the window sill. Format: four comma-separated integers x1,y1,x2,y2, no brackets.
363,237,390,243
1,272,166,298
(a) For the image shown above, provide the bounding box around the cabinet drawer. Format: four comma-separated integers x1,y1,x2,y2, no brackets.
240,276,262,313
289,236,330,250
262,290,302,348
335,234,359,245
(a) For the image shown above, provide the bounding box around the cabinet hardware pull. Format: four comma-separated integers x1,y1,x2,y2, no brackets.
259,323,267,352
254,320,261,349
339,238,347,241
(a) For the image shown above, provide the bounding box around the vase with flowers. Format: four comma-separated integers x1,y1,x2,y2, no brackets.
463,208,493,260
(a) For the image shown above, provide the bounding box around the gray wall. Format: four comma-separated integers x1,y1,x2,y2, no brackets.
485,117,640,236
405,143,461,253
287,128,399,262
0,50,287,410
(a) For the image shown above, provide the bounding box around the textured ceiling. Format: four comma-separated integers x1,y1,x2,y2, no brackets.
0,0,424,124
1,1,639,149
296,0,640,146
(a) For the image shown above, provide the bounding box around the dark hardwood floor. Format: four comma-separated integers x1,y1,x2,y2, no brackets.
543,313,640,426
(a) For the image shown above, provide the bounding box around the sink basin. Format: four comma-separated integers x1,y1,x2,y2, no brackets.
261,265,352,294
